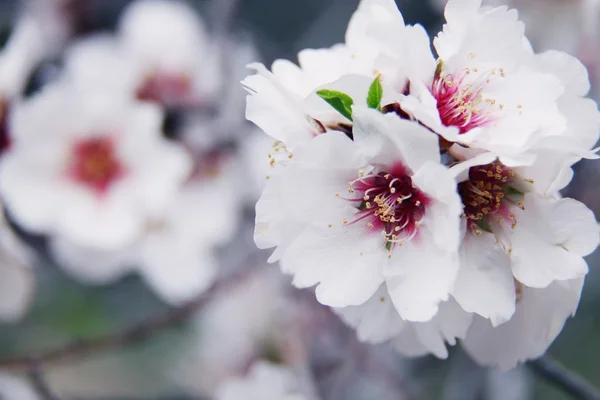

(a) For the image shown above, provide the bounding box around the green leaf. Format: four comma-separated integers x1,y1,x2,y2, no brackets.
367,76,383,110
317,90,354,121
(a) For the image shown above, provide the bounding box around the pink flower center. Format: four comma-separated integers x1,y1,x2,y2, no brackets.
342,164,430,250
431,67,505,133
137,71,195,108
69,137,124,194
458,161,525,235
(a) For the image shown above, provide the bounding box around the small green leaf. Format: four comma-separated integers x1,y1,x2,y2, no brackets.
317,90,354,121
367,76,383,110
385,241,393,251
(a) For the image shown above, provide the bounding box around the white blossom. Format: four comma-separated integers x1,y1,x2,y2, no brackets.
172,267,295,395
118,0,222,108
256,105,462,321
0,82,192,250
216,361,307,400
0,374,39,400
50,156,240,305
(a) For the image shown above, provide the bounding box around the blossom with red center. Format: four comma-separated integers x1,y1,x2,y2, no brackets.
431,69,503,133
449,154,597,358
359,0,566,157
343,165,429,249
458,161,524,237
69,137,124,194
255,107,462,322
0,83,192,250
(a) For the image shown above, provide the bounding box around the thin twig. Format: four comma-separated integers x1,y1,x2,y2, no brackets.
27,360,62,400
529,354,600,400
0,265,259,372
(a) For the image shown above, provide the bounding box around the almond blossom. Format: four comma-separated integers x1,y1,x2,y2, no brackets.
119,0,222,109
255,104,462,322
216,361,308,400
245,0,600,370
0,82,192,250
358,0,570,164
49,156,240,305
451,156,598,327
242,0,405,153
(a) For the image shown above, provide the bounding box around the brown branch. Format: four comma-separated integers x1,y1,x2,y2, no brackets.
27,360,62,400
0,265,258,372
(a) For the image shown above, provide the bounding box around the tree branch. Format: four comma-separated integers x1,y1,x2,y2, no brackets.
27,360,62,400
529,354,600,400
0,266,257,372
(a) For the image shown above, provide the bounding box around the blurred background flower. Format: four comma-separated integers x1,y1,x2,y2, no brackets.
0,1,597,399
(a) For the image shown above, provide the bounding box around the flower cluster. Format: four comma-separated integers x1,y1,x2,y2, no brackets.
245,0,600,369
0,0,251,307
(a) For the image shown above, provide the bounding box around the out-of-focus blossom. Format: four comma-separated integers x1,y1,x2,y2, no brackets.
64,0,253,149
119,0,222,109
215,361,308,400
50,155,240,305
0,374,39,400
0,209,35,322
173,266,297,395
0,83,192,250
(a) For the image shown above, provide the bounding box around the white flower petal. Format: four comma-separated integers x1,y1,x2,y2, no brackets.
385,238,459,322
139,233,217,305
352,106,441,171
334,284,405,344
412,161,463,253
462,278,583,370
281,225,386,307
511,194,595,288
454,231,516,326
243,64,319,150
50,237,134,284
